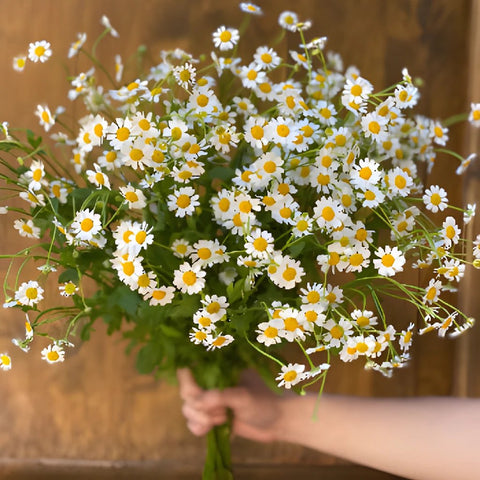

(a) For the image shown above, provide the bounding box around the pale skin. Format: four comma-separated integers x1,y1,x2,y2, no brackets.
177,368,480,480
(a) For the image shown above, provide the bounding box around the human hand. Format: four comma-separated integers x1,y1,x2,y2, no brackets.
177,368,286,443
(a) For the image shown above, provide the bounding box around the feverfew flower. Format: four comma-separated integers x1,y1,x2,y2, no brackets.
469,103,480,127
240,2,263,15
167,186,200,218
278,11,299,32
173,262,206,295
101,15,119,37
423,185,448,213
70,208,102,241
15,280,44,307
0,353,12,371
28,40,52,63
14,219,40,239
276,363,305,389
212,26,240,51
68,32,87,58
13,55,27,72
41,344,65,364
373,246,406,277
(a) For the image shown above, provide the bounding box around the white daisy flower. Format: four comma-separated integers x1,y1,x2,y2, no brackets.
143,285,176,307
373,245,406,277
276,363,305,389
13,55,27,72
205,333,234,351
15,280,44,307
14,219,41,239
70,208,102,241
0,353,12,371
41,343,65,364
212,26,240,51
173,262,206,295
167,186,200,218
119,185,147,209
28,40,52,63
59,281,79,297
441,216,461,249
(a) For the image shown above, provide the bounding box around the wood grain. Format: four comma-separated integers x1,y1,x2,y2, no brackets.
0,0,476,477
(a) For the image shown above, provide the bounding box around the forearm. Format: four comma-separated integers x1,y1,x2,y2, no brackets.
274,394,480,480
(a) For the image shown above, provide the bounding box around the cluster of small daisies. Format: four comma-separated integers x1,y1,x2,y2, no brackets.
1,5,478,390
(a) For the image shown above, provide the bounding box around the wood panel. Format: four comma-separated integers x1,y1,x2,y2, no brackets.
0,0,475,478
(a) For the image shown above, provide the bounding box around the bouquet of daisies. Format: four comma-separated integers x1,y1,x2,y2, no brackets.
1,3,479,478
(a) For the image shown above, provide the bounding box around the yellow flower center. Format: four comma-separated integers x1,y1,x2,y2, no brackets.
41,110,51,123
356,316,370,327
321,206,335,222
359,166,372,180
282,267,296,282
1,355,11,366
330,325,344,339
350,84,362,96
122,262,135,276
47,351,59,362
182,271,197,286
197,247,211,260
283,370,297,382
264,326,278,338
95,172,105,185
445,225,456,239
239,200,252,213
94,123,103,137
176,194,191,209
284,317,299,331
125,191,139,203
253,237,268,251
135,231,147,244
349,253,364,267
34,45,46,57
250,125,264,140
381,254,395,267
306,291,320,303
80,218,94,232
129,148,144,162
219,30,232,42
296,219,309,232
261,52,272,63
368,121,381,134
116,127,130,141
32,168,43,182
196,94,209,107
206,302,220,314
152,290,166,300
137,274,151,288
395,175,407,189
26,287,38,300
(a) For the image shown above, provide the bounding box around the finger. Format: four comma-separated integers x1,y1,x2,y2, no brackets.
182,403,214,427
200,386,249,412
177,368,203,400
187,420,211,437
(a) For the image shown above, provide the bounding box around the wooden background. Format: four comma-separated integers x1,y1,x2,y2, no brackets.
0,1,479,478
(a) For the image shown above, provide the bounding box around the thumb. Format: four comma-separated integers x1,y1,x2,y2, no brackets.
177,368,203,400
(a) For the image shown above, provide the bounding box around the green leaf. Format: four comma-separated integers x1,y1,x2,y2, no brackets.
136,342,162,374
26,129,42,149
288,240,305,257
58,268,79,284
208,166,235,183
0,140,24,152
107,285,141,316
226,278,245,304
